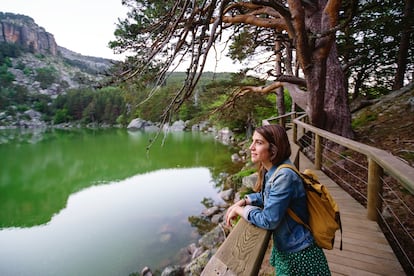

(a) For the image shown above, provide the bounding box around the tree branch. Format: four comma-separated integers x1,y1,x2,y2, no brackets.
213,81,283,113
287,0,311,71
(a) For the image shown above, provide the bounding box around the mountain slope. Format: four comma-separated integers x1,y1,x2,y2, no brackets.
352,83,414,167
1,12,115,96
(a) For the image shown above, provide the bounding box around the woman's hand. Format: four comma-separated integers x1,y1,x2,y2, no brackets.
225,199,246,226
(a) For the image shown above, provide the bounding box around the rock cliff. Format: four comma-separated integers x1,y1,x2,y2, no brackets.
0,12,115,97
0,12,118,128
0,12,58,55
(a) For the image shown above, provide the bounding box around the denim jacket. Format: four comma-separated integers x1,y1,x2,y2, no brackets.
242,159,314,253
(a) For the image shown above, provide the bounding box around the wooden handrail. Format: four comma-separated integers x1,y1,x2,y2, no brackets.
293,114,414,220
201,219,271,275
293,114,414,195
262,111,296,127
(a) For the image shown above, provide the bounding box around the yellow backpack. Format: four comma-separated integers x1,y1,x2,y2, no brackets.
277,164,343,250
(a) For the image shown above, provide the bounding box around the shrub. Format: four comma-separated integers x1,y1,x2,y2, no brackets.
35,67,58,89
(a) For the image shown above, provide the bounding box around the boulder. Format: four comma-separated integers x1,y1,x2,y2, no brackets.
198,225,227,249
215,127,234,145
242,173,258,189
184,250,214,275
201,206,220,217
219,189,233,201
231,153,242,163
170,120,186,131
127,118,147,130
161,265,184,276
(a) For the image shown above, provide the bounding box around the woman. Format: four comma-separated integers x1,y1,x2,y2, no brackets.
225,124,331,275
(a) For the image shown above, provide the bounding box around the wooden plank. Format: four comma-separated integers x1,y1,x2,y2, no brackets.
341,228,392,242
202,219,271,275
201,256,236,276
327,248,404,270
326,253,404,275
328,262,380,276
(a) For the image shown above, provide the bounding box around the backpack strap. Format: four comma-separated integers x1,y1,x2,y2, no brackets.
275,164,312,231
287,208,311,232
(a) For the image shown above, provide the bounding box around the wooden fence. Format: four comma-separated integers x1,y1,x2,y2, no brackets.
289,113,414,221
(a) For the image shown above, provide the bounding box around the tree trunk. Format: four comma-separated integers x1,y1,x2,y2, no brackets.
304,0,353,139
306,58,327,129
393,0,413,90
325,43,354,138
275,39,286,126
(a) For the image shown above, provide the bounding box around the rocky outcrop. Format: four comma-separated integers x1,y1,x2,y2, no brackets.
0,12,58,55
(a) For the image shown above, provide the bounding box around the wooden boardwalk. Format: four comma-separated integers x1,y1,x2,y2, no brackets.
293,149,406,275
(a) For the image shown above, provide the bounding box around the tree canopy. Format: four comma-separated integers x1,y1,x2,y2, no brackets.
109,0,413,138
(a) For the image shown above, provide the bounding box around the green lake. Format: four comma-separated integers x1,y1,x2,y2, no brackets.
0,128,237,275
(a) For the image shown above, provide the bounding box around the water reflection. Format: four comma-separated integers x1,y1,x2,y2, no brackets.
0,128,232,228
0,168,224,275
0,128,236,275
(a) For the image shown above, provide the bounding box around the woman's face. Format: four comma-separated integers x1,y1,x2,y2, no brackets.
249,131,272,169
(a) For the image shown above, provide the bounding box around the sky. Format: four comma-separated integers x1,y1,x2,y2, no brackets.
0,0,243,72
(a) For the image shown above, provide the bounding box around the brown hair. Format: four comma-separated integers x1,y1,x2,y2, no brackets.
253,124,291,192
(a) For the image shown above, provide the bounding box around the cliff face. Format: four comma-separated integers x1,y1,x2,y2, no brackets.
0,12,114,95
0,12,58,55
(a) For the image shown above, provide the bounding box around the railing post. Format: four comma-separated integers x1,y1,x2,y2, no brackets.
314,134,322,170
367,158,383,221
302,116,307,137
292,113,297,143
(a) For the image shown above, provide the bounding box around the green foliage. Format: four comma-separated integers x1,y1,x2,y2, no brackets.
194,74,278,133
178,98,202,122
0,64,15,87
234,168,256,178
54,108,71,124
116,114,127,125
362,86,391,98
338,0,413,96
201,197,215,209
31,93,54,119
34,53,45,59
23,67,32,76
0,42,22,64
352,111,378,128
53,87,127,125
35,67,58,89
230,168,256,197
228,28,257,62
0,85,29,111
0,81,55,122
15,61,25,70
115,72,291,133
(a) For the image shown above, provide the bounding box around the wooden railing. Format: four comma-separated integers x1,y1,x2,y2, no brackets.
290,113,414,220
202,112,414,274
201,219,271,275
